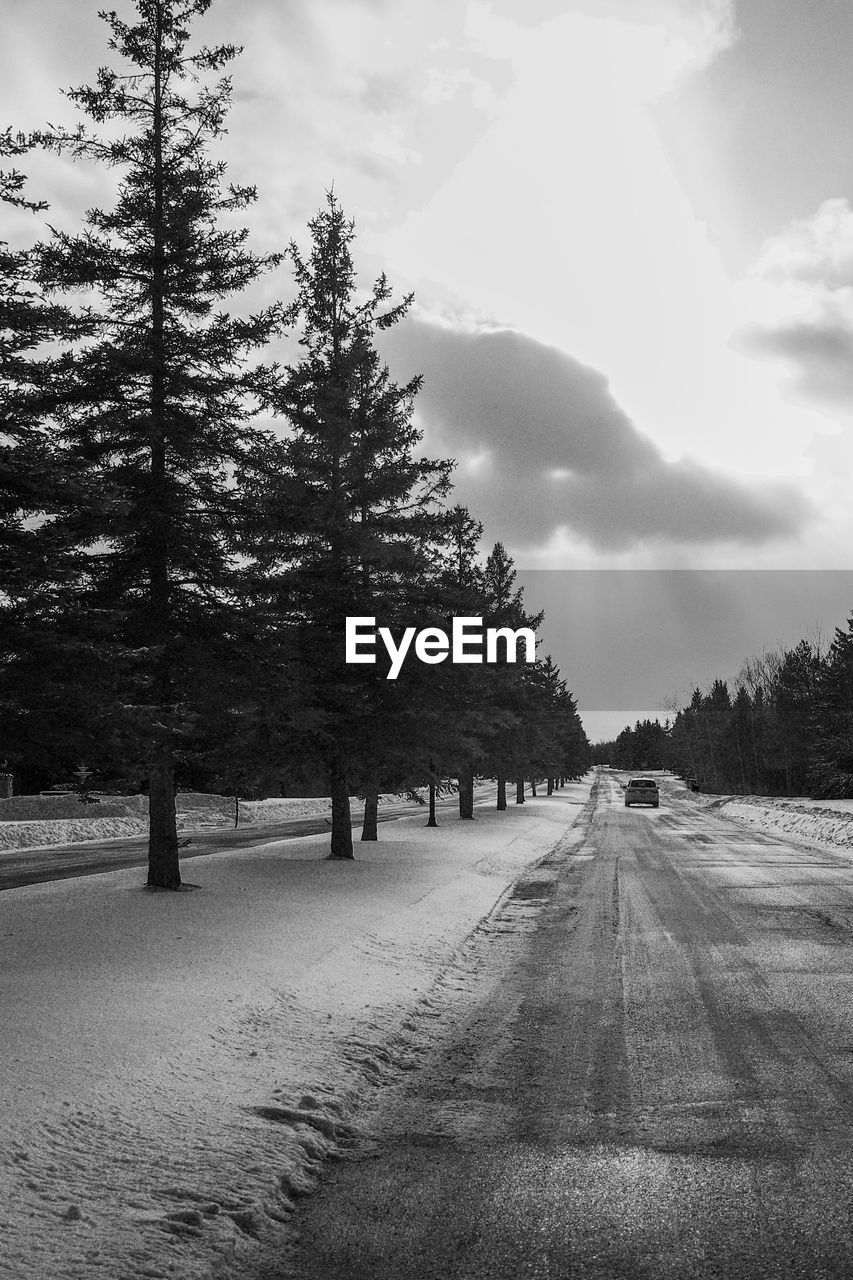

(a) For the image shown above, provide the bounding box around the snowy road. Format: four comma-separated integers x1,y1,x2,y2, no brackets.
282,771,853,1279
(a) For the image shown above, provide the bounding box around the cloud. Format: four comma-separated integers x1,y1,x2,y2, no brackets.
738,313,853,411
467,0,737,92
206,0,510,243
0,0,510,254
380,318,811,552
752,199,853,290
736,199,853,415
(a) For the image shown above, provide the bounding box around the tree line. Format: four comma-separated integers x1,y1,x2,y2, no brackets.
593,617,853,798
0,0,590,888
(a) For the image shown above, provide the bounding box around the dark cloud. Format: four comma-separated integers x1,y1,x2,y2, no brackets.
736,315,853,410
379,319,811,551
734,200,853,411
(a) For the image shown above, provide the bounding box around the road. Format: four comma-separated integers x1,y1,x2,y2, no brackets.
0,786,496,891
281,770,853,1279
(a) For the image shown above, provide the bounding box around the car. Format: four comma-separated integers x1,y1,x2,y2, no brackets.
624,777,659,808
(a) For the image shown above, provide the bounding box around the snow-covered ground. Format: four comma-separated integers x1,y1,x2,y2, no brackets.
0,781,592,1280
0,789,429,854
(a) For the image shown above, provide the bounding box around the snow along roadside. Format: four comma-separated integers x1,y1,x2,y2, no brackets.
0,790,432,853
712,794,853,863
0,779,592,1280
665,774,853,864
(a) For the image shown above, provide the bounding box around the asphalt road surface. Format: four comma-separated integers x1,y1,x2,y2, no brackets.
280,770,853,1279
0,786,496,891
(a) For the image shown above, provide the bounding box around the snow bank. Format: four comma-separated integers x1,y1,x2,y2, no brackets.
0,789,431,853
0,794,149,822
239,789,427,825
715,795,853,861
665,775,853,861
0,815,150,850
0,780,591,1280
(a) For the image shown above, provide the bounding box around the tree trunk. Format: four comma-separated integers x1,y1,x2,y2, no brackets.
147,736,180,888
234,794,239,828
515,778,525,804
530,778,537,797
361,784,379,841
458,769,474,819
329,763,354,859
496,775,507,810
735,733,747,793
547,777,554,795
146,15,178,891
427,781,438,827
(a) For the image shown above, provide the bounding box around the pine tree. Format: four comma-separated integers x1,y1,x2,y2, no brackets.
0,131,96,795
29,0,283,887
0,130,82,604
437,506,489,819
245,192,452,857
813,617,853,797
1,130,48,599
480,541,543,809
771,640,822,795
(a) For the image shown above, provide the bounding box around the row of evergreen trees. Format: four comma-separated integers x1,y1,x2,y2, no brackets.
0,0,590,888
592,719,669,775
594,616,853,798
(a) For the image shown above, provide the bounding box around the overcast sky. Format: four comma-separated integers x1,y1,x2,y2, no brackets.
4,0,853,737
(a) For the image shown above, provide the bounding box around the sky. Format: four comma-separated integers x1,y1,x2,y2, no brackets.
3,0,853,738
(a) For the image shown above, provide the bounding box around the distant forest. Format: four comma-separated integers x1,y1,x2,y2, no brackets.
593,615,853,799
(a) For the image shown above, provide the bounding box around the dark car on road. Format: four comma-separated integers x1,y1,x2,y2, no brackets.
624,777,659,808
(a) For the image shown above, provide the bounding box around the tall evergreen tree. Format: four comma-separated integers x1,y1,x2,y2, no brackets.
767,640,822,795
813,618,853,797
244,192,452,858
0,132,97,794
0,130,84,604
29,0,283,887
1,130,49,600
437,505,489,819
480,541,542,809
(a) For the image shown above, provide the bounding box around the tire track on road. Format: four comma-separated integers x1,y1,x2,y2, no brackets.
259,772,853,1280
